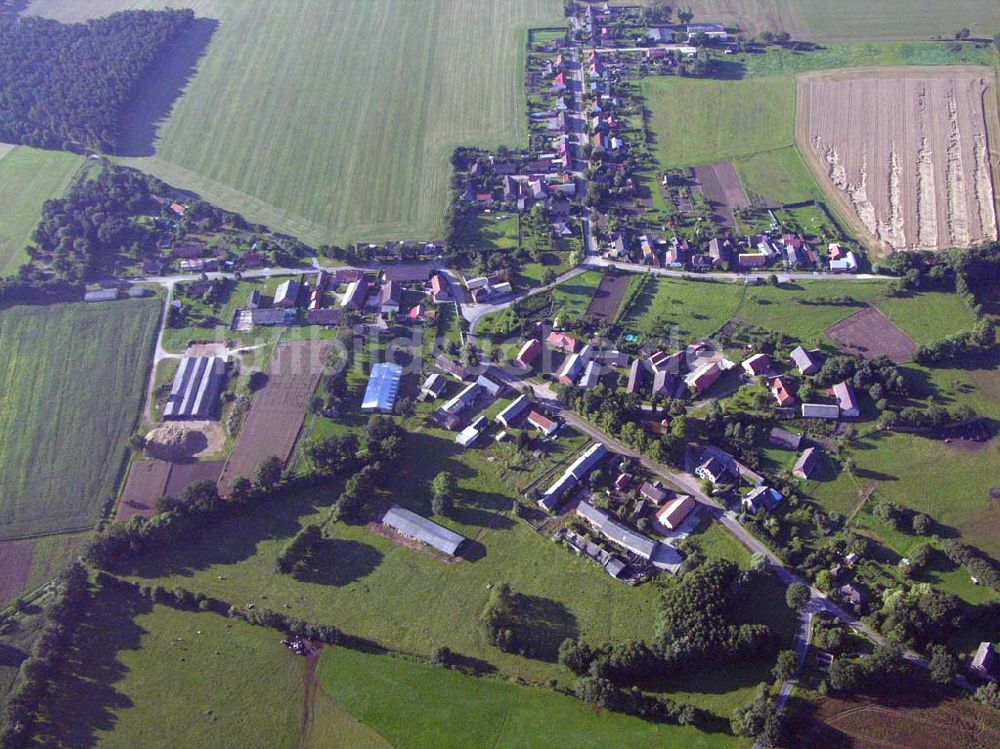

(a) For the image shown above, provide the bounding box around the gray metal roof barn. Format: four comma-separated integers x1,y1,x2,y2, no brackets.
381,505,466,556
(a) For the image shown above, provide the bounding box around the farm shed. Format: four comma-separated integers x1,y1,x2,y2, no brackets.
576,499,657,559
567,442,608,481
83,288,122,303
832,381,860,417
251,308,295,326
420,373,447,400
361,362,403,413
495,394,531,428
801,403,840,419
514,339,542,368
381,505,466,556
164,356,226,420
769,427,802,450
790,346,821,375
341,278,369,309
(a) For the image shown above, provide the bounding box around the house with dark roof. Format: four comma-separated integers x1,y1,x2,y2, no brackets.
251,308,295,326
306,309,343,326
769,427,802,450
838,584,866,614
695,456,730,485
793,447,819,479
496,394,531,428
420,373,447,400
515,339,542,368
341,278,369,309
742,353,770,377
640,482,668,505
802,403,840,419
380,280,401,317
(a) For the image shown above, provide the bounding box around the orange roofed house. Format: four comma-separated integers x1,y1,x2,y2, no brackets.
771,377,796,407
546,331,579,354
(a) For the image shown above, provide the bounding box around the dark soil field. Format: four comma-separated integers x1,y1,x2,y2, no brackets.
694,161,750,229
116,460,171,522
585,272,630,323
795,690,1000,748
825,306,917,363
220,341,331,491
164,461,226,499
0,540,33,606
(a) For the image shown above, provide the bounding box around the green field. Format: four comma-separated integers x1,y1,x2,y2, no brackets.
797,0,1000,41
0,145,84,274
735,146,825,206
320,647,741,749
33,586,311,748
29,0,564,245
641,77,794,170
0,300,160,538
551,269,603,320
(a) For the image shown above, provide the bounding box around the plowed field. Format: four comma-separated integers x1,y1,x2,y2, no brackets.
797,67,1000,252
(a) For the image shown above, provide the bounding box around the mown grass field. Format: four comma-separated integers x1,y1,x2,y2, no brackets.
29,0,565,245
796,0,1000,42
642,76,794,170
0,300,160,539
320,647,742,749
0,145,84,274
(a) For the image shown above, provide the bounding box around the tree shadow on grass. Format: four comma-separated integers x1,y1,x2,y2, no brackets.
295,539,382,586
127,488,331,579
510,593,578,662
32,586,149,749
119,17,220,157
0,642,26,669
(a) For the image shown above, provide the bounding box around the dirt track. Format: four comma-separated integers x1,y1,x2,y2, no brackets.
797,66,1000,253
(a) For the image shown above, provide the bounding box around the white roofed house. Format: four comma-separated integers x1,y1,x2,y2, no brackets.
832,381,860,417
790,346,822,376
273,279,300,308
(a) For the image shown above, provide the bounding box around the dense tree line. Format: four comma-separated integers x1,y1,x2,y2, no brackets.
942,539,1000,593
879,243,1000,315
274,525,323,576
558,561,778,686
914,319,996,366
0,564,89,749
0,10,194,151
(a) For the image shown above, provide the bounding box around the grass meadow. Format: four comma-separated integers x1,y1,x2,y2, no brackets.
0,145,83,274
0,300,160,539
29,0,565,245
319,647,742,749
33,585,309,749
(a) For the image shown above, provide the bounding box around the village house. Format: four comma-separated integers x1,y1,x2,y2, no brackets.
420,373,448,400
614,473,633,493
742,486,783,514
971,642,1000,682
514,338,542,368
547,330,579,354
656,494,696,530
832,381,860,417
380,280,401,317
838,583,866,615
527,409,559,436
790,346,822,375
273,279,301,308
771,377,796,408
793,447,819,479
640,481,668,505
687,361,722,395
695,456,730,486
496,394,531,429
341,278,369,309
430,273,450,302
742,353,770,377
626,358,643,394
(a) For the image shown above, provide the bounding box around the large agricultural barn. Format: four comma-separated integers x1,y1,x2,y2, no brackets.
381,505,466,556
361,362,403,413
163,356,226,420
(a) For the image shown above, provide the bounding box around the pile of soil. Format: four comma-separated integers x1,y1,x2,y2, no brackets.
145,421,224,460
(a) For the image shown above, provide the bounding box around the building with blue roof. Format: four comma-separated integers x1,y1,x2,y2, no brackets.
361,362,403,413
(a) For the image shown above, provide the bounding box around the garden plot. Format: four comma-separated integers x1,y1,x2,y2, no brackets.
798,67,1000,252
